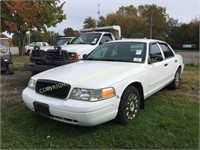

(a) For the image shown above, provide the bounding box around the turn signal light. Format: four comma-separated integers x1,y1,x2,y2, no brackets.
68,53,78,60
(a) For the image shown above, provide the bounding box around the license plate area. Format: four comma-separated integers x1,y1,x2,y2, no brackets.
33,101,51,117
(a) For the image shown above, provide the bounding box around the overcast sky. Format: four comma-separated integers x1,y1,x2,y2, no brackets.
3,0,199,37
48,0,199,35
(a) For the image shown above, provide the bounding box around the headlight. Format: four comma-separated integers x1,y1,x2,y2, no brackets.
69,87,116,101
3,58,9,62
28,79,36,90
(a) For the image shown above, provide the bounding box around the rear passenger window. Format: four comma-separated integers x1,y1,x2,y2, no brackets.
159,43,174,58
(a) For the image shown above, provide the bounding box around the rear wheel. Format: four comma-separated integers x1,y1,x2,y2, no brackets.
8,63,14,75
116,86,140,125
168,68,181,90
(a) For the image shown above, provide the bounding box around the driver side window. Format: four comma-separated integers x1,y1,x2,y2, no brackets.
149,43,163,63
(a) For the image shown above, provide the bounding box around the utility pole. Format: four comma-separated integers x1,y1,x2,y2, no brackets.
97,4,100,22
150,13,153,39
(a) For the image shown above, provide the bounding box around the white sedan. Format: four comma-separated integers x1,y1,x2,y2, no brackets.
22,39,184,126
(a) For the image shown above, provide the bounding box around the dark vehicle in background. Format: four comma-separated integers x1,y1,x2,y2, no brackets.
0,37,14,74
24,36,76,75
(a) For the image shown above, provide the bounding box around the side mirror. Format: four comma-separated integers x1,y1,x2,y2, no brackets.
148,55,163,64
83,54,88,59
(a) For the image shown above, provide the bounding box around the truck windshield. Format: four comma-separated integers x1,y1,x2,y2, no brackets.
56,38,71,45
71,33,101,45
86,42,146,63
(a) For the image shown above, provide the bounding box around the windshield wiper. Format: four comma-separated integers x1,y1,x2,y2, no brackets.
86,58,101,61
100,59,126,62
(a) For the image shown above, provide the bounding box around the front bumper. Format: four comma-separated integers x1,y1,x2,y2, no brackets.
24,60,77,72
22,88,119,126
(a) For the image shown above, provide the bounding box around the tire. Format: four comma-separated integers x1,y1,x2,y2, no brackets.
116,86,140,125
168,69,181,90
8,63,14,75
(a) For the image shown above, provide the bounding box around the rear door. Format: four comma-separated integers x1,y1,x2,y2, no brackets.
158,42,177,82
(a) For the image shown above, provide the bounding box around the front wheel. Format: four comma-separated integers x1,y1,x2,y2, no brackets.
116,86,140,125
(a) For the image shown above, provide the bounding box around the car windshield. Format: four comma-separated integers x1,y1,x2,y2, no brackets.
71,33,101,45
55,38,71,45
86,42,146,63
29,42,37,46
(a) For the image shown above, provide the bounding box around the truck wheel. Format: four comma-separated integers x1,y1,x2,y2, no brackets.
168,68,181,90
8,63,14,75
116,86,140,125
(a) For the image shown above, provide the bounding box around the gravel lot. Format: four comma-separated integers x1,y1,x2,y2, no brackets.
177,52,199,64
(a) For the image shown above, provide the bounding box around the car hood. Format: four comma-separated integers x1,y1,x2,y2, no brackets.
33,61,144,89
40,44,95,53
61,44,95,53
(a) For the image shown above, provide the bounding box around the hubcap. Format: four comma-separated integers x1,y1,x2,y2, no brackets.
126,93,139,120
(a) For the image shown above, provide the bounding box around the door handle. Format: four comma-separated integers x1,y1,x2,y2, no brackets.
164,63,168,67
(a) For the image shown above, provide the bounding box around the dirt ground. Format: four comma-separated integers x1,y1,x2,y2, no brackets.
1,68,31,111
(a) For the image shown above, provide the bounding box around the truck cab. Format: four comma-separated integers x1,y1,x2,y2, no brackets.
25,26,121,74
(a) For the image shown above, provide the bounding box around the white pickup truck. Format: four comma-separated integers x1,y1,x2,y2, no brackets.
24,26,121,74
22,39,184,126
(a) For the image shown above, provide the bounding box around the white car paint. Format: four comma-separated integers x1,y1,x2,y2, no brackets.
25,42,49,54
22,39,184,126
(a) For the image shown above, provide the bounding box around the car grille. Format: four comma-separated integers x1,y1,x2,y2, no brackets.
46,50,67,61
35,79,71,99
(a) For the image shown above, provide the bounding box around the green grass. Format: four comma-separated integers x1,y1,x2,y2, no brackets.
1,97,199,149
184,63,199,72
12,55,30,70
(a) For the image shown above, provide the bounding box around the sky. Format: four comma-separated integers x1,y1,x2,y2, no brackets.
3,0,199,37
48,0,199,35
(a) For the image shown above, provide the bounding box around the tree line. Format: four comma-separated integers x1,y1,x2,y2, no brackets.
1,1,198,56
82,5,199,50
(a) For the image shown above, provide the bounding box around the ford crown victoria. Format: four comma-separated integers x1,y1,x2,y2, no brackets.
22,39,184,126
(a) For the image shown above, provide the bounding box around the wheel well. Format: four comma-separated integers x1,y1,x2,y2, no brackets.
177,65,182,72
127,82,144,109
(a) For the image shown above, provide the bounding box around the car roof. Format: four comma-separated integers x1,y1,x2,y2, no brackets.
109,38,166,44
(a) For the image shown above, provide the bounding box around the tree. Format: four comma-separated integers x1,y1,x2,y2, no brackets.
167,19,199,50
63,27,80,37
83,17,96,29
64,27,74,36
137,4,169,40
97,16,107,27
103,4,170,39
1,0,66,55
